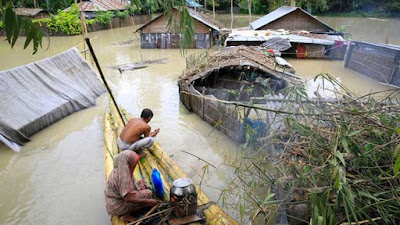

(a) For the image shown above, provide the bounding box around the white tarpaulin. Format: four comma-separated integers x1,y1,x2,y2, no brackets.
0,48,106,152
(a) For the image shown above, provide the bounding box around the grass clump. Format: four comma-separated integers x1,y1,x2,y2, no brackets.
214,74,400,224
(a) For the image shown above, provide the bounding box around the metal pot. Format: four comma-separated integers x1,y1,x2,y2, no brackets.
170,178,198,217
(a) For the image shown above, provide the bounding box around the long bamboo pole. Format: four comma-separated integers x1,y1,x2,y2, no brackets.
85,38,126,126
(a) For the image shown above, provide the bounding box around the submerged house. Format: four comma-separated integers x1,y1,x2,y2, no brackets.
66,0,128,19
14,8,50,19
179,46,303,143
135,7,221,49
345,41,400,86
225,29,346,59
228,6,345,59
250,6,334,32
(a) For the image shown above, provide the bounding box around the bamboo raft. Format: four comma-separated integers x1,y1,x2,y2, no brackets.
104,103,238,225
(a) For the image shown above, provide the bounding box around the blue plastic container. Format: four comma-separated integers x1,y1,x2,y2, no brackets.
151,168,165,198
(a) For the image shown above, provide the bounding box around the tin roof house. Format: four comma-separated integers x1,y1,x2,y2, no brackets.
225,6,346,60
250,6,335,32
135,7,221,49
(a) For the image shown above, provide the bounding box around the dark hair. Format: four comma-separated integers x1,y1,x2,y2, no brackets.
140,108,153,119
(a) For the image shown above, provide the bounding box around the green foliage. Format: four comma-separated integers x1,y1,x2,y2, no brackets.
46,4,82,35
86,19,96,25
336,25,352,40
1,2,44,54
252,0,268,14
95,11,114,27
296,0,329,13
116,10,129,19
127,5,141,16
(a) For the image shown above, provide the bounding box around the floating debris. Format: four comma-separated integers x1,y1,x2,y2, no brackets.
108,58,168,72
111,38,137,45
109,63,147,72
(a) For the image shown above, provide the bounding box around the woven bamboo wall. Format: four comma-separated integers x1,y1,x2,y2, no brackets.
180,88,242,142
345,42,400,84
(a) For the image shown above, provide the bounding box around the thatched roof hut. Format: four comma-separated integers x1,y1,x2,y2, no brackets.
179,46,303,142
180,46,297,83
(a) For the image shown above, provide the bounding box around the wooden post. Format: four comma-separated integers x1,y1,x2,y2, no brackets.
388,52,400,85
230,0,233,29
248,0,252,25
344,42,355,68
212,0,215,18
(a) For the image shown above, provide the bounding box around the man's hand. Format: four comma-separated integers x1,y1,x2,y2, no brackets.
149,128,160,137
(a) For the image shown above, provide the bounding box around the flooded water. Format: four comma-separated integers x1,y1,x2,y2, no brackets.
0,14,398,225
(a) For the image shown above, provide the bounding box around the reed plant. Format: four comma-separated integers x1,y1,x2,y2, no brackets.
208,74,400,224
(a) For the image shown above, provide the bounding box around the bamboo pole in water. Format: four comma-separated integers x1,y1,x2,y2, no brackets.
85,37,126,126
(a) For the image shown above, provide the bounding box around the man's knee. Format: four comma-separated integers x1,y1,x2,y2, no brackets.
144,137,154,148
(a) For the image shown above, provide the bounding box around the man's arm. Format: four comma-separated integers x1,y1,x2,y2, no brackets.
149,128,160,137
143,125,151,137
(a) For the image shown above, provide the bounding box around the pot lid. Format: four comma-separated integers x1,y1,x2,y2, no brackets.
172,178,193,188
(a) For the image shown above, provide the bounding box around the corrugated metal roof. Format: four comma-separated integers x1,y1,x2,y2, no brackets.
187,8,221,31
226,34,336,45
186,0,203,8
14,8,48,16
135,7,221,32
250,6,334,31
67,0,127,12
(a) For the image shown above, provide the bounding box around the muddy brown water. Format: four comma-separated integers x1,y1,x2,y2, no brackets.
0,15,397,225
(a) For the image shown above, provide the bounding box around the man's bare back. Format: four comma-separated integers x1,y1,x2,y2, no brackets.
120,113,160,144
120,118,151,144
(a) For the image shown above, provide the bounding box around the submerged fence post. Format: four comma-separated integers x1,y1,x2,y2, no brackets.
85,37,127,126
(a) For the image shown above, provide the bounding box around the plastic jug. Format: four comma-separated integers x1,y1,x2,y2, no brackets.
151,168,164,198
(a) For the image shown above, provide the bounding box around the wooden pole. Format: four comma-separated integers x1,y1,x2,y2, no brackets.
85,38,127,126
248,0,252,25
230,0,233,29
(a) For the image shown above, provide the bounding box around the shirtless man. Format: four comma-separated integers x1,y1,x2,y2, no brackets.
117,109,160,153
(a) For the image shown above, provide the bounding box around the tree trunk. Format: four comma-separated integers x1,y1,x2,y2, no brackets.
204,0,207,10
290,0,296,7
230,0,233,29
213,0,215,18
248,0,252,25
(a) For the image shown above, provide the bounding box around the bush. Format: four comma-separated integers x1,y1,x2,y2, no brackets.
116,10,129,19
86,19,96,25
46,4,82,35
127,5,141,16
95,11,114,27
